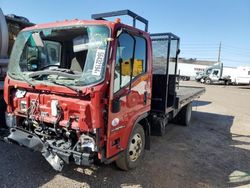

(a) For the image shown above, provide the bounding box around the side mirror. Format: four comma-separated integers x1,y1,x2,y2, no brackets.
112,99,121,113
177,49,181,55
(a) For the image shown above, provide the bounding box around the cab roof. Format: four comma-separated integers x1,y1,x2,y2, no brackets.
22,19,116,31
22,18,150,38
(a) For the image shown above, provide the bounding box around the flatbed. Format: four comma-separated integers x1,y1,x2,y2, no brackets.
176,86,205,108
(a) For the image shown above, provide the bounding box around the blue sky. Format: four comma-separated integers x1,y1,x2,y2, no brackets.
1,0,250,66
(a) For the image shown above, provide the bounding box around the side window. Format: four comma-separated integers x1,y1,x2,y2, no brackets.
114,32,147,93
248,71,250,75
213,70,219,75
134,36,147,76
114,33,134,93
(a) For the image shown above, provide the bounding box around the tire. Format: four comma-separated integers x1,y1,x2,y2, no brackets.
205,78,212,85
0,94,7,128
172,102,192,126
116,124,145,171
151,117,166,136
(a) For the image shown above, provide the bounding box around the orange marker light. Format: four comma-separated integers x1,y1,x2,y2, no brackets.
115,18,121,23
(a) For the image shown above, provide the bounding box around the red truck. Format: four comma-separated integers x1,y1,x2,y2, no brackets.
1,10,204,171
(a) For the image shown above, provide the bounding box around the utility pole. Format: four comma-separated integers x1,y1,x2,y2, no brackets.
218,42,221,63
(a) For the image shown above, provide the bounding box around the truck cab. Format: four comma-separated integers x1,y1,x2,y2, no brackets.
201,63,230,85
3,10,204,171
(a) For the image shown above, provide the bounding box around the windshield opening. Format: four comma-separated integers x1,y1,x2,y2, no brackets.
8,25,110,87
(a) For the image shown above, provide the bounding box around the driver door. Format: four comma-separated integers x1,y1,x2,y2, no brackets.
106,30,151,158
210,69,220,81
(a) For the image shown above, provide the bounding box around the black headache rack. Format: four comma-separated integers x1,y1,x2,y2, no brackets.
91,9,148,32
150,32,180,41
150,33,180,114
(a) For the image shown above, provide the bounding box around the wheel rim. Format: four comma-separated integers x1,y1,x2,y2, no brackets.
206,79,211,84
128,133,143,162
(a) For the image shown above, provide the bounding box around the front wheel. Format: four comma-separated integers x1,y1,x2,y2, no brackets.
205,78,212,85
116,124,145,171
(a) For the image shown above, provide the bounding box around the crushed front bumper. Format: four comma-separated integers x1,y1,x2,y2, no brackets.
5,128,94,171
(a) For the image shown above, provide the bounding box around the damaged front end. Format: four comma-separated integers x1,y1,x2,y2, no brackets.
6,126,96,171
7,127,95,171
3,91,99,171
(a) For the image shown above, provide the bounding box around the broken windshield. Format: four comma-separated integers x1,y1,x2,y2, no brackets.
8,25,110,86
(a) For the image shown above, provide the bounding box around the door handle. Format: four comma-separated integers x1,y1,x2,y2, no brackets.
143,91,148,105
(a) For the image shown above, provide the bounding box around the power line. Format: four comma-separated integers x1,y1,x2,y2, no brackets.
180,43,250,65
181,43,219,46
181,43,250,52
180,57,217,60
221,47,250,56
181,46,218,50
181,49,218,54
223,44,250,52
221,58,250,63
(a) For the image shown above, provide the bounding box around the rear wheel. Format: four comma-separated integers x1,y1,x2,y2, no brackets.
151,117,166,136
116,124,145,171
172,102,192,126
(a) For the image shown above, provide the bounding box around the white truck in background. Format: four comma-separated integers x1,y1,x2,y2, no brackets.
231,66,250,85
200,63,250,85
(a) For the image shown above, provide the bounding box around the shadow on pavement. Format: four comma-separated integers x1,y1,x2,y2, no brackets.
192,100,212,107
191,111,250,187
